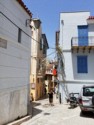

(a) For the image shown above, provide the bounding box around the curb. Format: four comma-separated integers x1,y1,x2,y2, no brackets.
7,115,32,125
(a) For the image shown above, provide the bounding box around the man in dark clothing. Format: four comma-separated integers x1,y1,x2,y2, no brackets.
48,90,53,105
44,87,47,95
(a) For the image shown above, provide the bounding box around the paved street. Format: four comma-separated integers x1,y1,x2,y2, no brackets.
21,95,94,125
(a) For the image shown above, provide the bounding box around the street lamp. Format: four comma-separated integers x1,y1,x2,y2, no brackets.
33,19,41,29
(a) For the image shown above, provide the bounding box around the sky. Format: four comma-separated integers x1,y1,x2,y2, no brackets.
23,0,94,59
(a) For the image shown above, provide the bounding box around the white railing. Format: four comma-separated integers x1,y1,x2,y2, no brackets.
71,36,94,47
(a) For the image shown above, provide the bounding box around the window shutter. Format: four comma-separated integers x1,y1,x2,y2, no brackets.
77,56,88,73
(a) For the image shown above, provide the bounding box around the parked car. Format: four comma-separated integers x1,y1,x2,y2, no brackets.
78,85,94,114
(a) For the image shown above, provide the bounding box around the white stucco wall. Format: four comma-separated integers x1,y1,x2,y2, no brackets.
59,12,94,102
0,0,31,124
60,12,90,50
64,52,94,81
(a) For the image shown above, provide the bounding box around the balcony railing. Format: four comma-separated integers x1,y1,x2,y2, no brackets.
45,70,53,75
71,36,94,52
71,36,94,46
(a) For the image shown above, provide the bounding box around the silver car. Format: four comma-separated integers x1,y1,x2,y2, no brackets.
78,85,94,114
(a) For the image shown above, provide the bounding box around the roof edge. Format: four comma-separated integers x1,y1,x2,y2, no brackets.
16,0,32,17
87,16,94,20
60,11,90,14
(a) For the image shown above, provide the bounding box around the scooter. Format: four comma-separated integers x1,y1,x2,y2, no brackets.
69,93,79,108
70,96,78,108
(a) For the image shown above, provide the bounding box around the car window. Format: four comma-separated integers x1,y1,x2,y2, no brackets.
83,87,94,96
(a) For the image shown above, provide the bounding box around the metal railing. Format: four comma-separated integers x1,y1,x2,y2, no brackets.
71,36,94,47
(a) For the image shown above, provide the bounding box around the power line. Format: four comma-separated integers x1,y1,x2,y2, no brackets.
0,11,56,50
47,51,56,57
31,51,56,60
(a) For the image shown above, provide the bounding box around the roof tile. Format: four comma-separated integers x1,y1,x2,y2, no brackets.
16,0,32,17
87,16,94,20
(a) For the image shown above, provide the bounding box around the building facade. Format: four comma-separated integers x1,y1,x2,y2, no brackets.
45,61,58,93
30,19,49,100
0,0,32,124
58,11,94,102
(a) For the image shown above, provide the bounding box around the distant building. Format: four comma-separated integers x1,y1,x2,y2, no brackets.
30,19,49,100
0,0,32,124
57,11,94,102
45,61,58,93
55,31,60,49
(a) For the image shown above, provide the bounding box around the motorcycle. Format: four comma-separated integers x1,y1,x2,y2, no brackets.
69,93,79,108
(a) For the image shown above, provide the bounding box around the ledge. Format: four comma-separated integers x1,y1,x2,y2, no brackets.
7,115,32,125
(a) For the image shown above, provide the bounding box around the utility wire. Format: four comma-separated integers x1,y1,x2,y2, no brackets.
0,11,56,50
31,51,56,60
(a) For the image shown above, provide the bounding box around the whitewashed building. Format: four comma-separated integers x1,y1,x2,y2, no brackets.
58,11,94,102
0,0,32,124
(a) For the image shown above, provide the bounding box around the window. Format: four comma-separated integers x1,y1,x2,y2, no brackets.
78,25,88,46
38,59,41,69
37,78,39,83
43,45,46,54
40,38,42,50
77,56,88,73
18,28,21,43
83,87,94,96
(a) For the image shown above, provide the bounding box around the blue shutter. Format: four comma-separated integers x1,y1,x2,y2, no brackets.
83,56,87,73
78,26,88,46
77,56,88,73
77,56,81,73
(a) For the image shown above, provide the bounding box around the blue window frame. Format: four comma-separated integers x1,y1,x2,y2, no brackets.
78,25,88,46
77,56,88,73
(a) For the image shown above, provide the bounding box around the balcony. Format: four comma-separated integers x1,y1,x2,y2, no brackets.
71,36,94,53
45,70,53,75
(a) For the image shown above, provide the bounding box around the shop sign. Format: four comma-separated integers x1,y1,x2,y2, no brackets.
0,38,7,48
31,83,35,89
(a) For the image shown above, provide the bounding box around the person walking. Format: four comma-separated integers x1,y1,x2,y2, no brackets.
44,87,47,96
48,89,53,106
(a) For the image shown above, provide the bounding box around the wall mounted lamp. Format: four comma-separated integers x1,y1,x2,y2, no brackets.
26,18,32,27
33,19,41,29
26,18,41,29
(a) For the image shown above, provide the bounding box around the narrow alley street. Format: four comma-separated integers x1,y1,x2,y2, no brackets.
21,95,94,125
1,1,94,125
